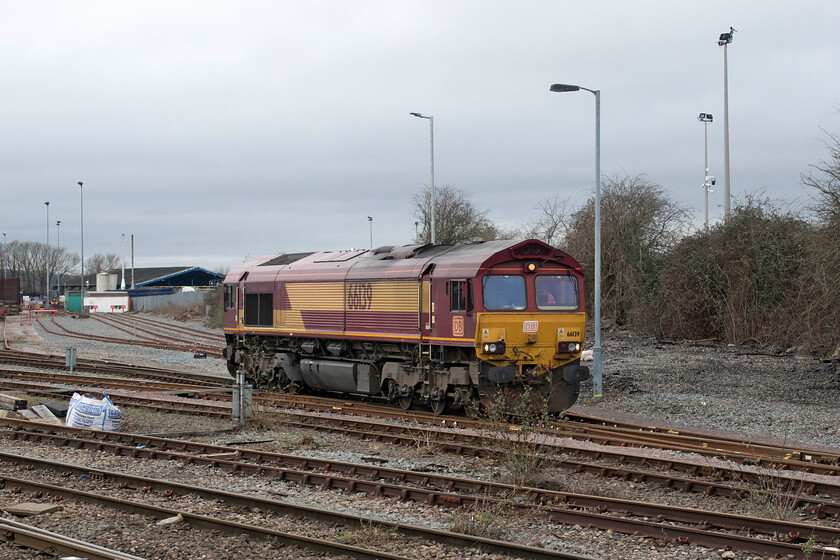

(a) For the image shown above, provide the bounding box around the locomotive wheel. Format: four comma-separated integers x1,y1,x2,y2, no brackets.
430,398,448,416
398,396,414,411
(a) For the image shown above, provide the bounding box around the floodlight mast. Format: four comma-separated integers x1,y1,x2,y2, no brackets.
698,113,713,229
718,27,735,220
78,181,85,315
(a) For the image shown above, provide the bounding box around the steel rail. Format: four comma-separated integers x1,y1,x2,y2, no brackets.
0,451,595,560
91,314,223,354
0,474,416,560
36,315,223,358
0,368,212,393
0,347,228,386
0,380,232,418
0,516,145,560
225,390,840,469
100,312,225,344
271,412,840,497
2,423,838,557
566,411,840,464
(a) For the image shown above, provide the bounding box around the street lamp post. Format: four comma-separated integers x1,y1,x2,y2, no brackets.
718,27,735,220
56,220,61,298
367,216,373,249
1,232,6,280
45,201,50,308
78,181,85,315
698,113,713,230
550,83,603,402
409,112,435,244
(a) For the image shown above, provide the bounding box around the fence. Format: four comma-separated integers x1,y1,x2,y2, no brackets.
130,289,209,312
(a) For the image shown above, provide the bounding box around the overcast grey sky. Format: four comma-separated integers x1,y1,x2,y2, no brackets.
2,1,839,271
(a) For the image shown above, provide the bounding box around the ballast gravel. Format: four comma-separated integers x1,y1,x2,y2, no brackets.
1,312,838,560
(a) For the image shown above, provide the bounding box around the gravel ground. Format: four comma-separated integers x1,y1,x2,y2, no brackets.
576,328,840,449
2,312,839,559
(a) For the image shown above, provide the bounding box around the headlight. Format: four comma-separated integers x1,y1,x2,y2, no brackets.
482,341,506,354
558,341,581,353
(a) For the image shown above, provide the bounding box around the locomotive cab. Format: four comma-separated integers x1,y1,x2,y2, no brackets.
473,265,588,412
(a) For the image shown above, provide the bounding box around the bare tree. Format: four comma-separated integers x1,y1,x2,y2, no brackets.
2,240,80,294
514,194,572,247
564,174,690,326
802,128,840,226
412,184,500,245
86,253,121,274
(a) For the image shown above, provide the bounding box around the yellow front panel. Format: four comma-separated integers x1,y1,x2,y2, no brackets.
475,312,587,368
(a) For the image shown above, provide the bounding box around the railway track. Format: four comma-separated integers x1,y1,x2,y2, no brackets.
0,368,217,393
34,314,223,357
0,347,228,387
1,420,837,558
96,312,225,345
21,312,838,470
0,516,144,560
3,363,840,503
220,391,840,474
0,449,590,560
91,313,224,354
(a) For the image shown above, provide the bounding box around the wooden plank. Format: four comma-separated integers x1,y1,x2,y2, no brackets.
0,393,27,411
5,503,64,517
17,409,40,421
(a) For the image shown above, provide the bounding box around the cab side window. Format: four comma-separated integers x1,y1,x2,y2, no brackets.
449,280,467,312
223,285,235,310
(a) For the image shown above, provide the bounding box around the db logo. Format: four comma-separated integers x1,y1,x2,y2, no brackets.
523,320,539,333
452,316,465,337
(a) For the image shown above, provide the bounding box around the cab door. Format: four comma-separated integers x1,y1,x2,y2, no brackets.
419,264,434,344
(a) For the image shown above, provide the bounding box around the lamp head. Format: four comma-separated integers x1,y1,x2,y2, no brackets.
77,181,83,187
550,84,580,93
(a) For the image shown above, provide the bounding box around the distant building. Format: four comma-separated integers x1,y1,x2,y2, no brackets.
60,266,224,293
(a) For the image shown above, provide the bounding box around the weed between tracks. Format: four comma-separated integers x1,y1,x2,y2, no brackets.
448,492,515,539
731,463,810,522
334,518,400,548
478,387,565,487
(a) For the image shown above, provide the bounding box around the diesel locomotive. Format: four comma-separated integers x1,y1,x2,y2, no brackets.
222,239,590,414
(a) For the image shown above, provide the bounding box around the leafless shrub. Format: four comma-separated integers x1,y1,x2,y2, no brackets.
564,174,690,328
409,427,442,457
655,195,812,346
733,468,810,522
478,387,562,487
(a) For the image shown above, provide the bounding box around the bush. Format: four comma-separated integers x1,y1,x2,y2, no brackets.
204,285,223,329
655,196,810,345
